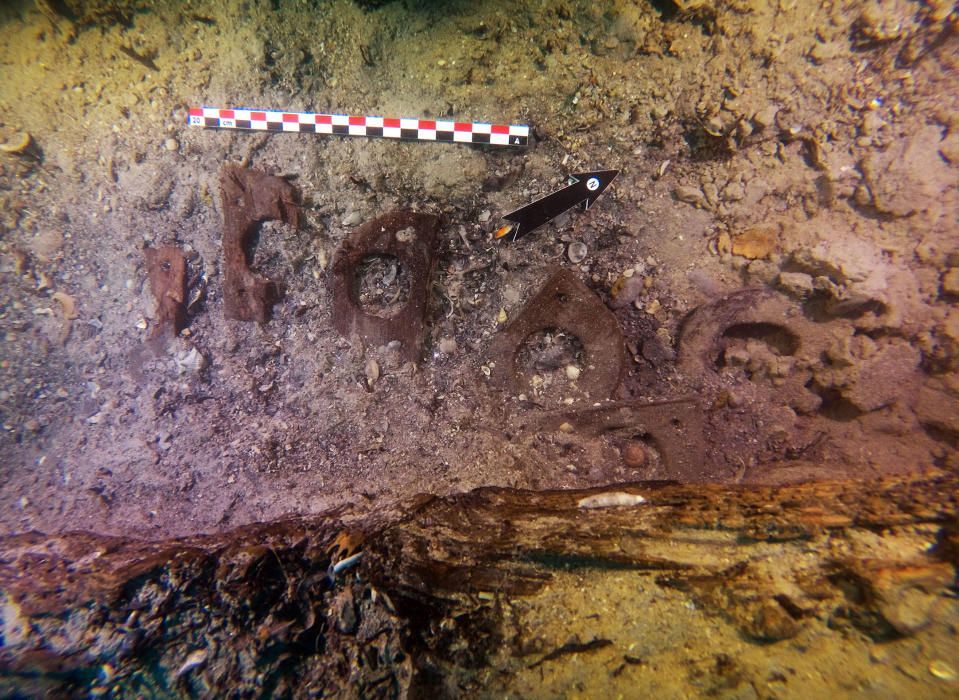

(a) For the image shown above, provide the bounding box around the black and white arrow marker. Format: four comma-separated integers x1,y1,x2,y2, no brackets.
495,169,619,242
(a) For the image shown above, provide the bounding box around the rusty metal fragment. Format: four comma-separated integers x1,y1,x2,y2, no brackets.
526,396,706,481
219,164,301,322
677,288,833,413
144,245,186,335
329,210,441,362
489,267,626,401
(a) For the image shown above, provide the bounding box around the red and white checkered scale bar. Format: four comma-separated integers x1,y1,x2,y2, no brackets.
188,107,529,147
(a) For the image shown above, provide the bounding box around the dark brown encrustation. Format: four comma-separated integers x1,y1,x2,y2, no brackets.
219,164,301,323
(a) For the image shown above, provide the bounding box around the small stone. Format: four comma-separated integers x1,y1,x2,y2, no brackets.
609,275,644,310
939,133,959,164
674,185,705,205
365,358,380,387
777,272,814,297
942,268,959,295
622,441,646,468
175,347,206,374
860,111,885,136
722,182,745,201
24,419,40,433
342,211,363,227
565,365,581,380
559,422,574,433
31,230,64,262
164,138,179,152
477,210,491,223
716,231,732,255
753,105,778,129
745,601,801,641
732,225,778,259
438,338,458,355
567,241,587,264
809,40,842,64
645,298,661,315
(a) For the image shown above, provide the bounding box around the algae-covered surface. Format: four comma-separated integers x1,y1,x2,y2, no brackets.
0,0,957,694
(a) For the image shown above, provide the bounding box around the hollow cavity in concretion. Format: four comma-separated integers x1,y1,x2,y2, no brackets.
488,267,626,402
218,165,301,323
329,210,442,362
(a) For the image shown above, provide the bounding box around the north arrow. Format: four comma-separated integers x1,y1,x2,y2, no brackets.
495,169,619,242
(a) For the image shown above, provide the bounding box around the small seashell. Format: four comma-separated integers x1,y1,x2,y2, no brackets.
497,308,508,324
929,659,957,681
0,132,32,154
567,241,587,264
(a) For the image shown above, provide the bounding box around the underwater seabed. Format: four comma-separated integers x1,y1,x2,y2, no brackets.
0,0,957,696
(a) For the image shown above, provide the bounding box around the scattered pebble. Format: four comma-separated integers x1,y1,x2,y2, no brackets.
942,268,959,295
164,138,179,152
31,230,63,262
716,231,732,255
175,347,206,374
342,211,363,227
722,181,745,201
559,422,574,433
622,441,647,468
365,358,380,387
778,271,815,297
732,225,778,259
565,364,581,381
438,337,458,355
567,241,587,264
674,185,705,206
609,276,645,311
477,210,491,223
753,105,778,129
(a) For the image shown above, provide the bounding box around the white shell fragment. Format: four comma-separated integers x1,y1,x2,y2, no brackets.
175,649,208,678
577,492,647,509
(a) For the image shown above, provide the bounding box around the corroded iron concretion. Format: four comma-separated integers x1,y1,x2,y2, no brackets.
219,164,301,323
144,245,187,335
329,210,441,362
489,267,626,401
677,287,836,413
